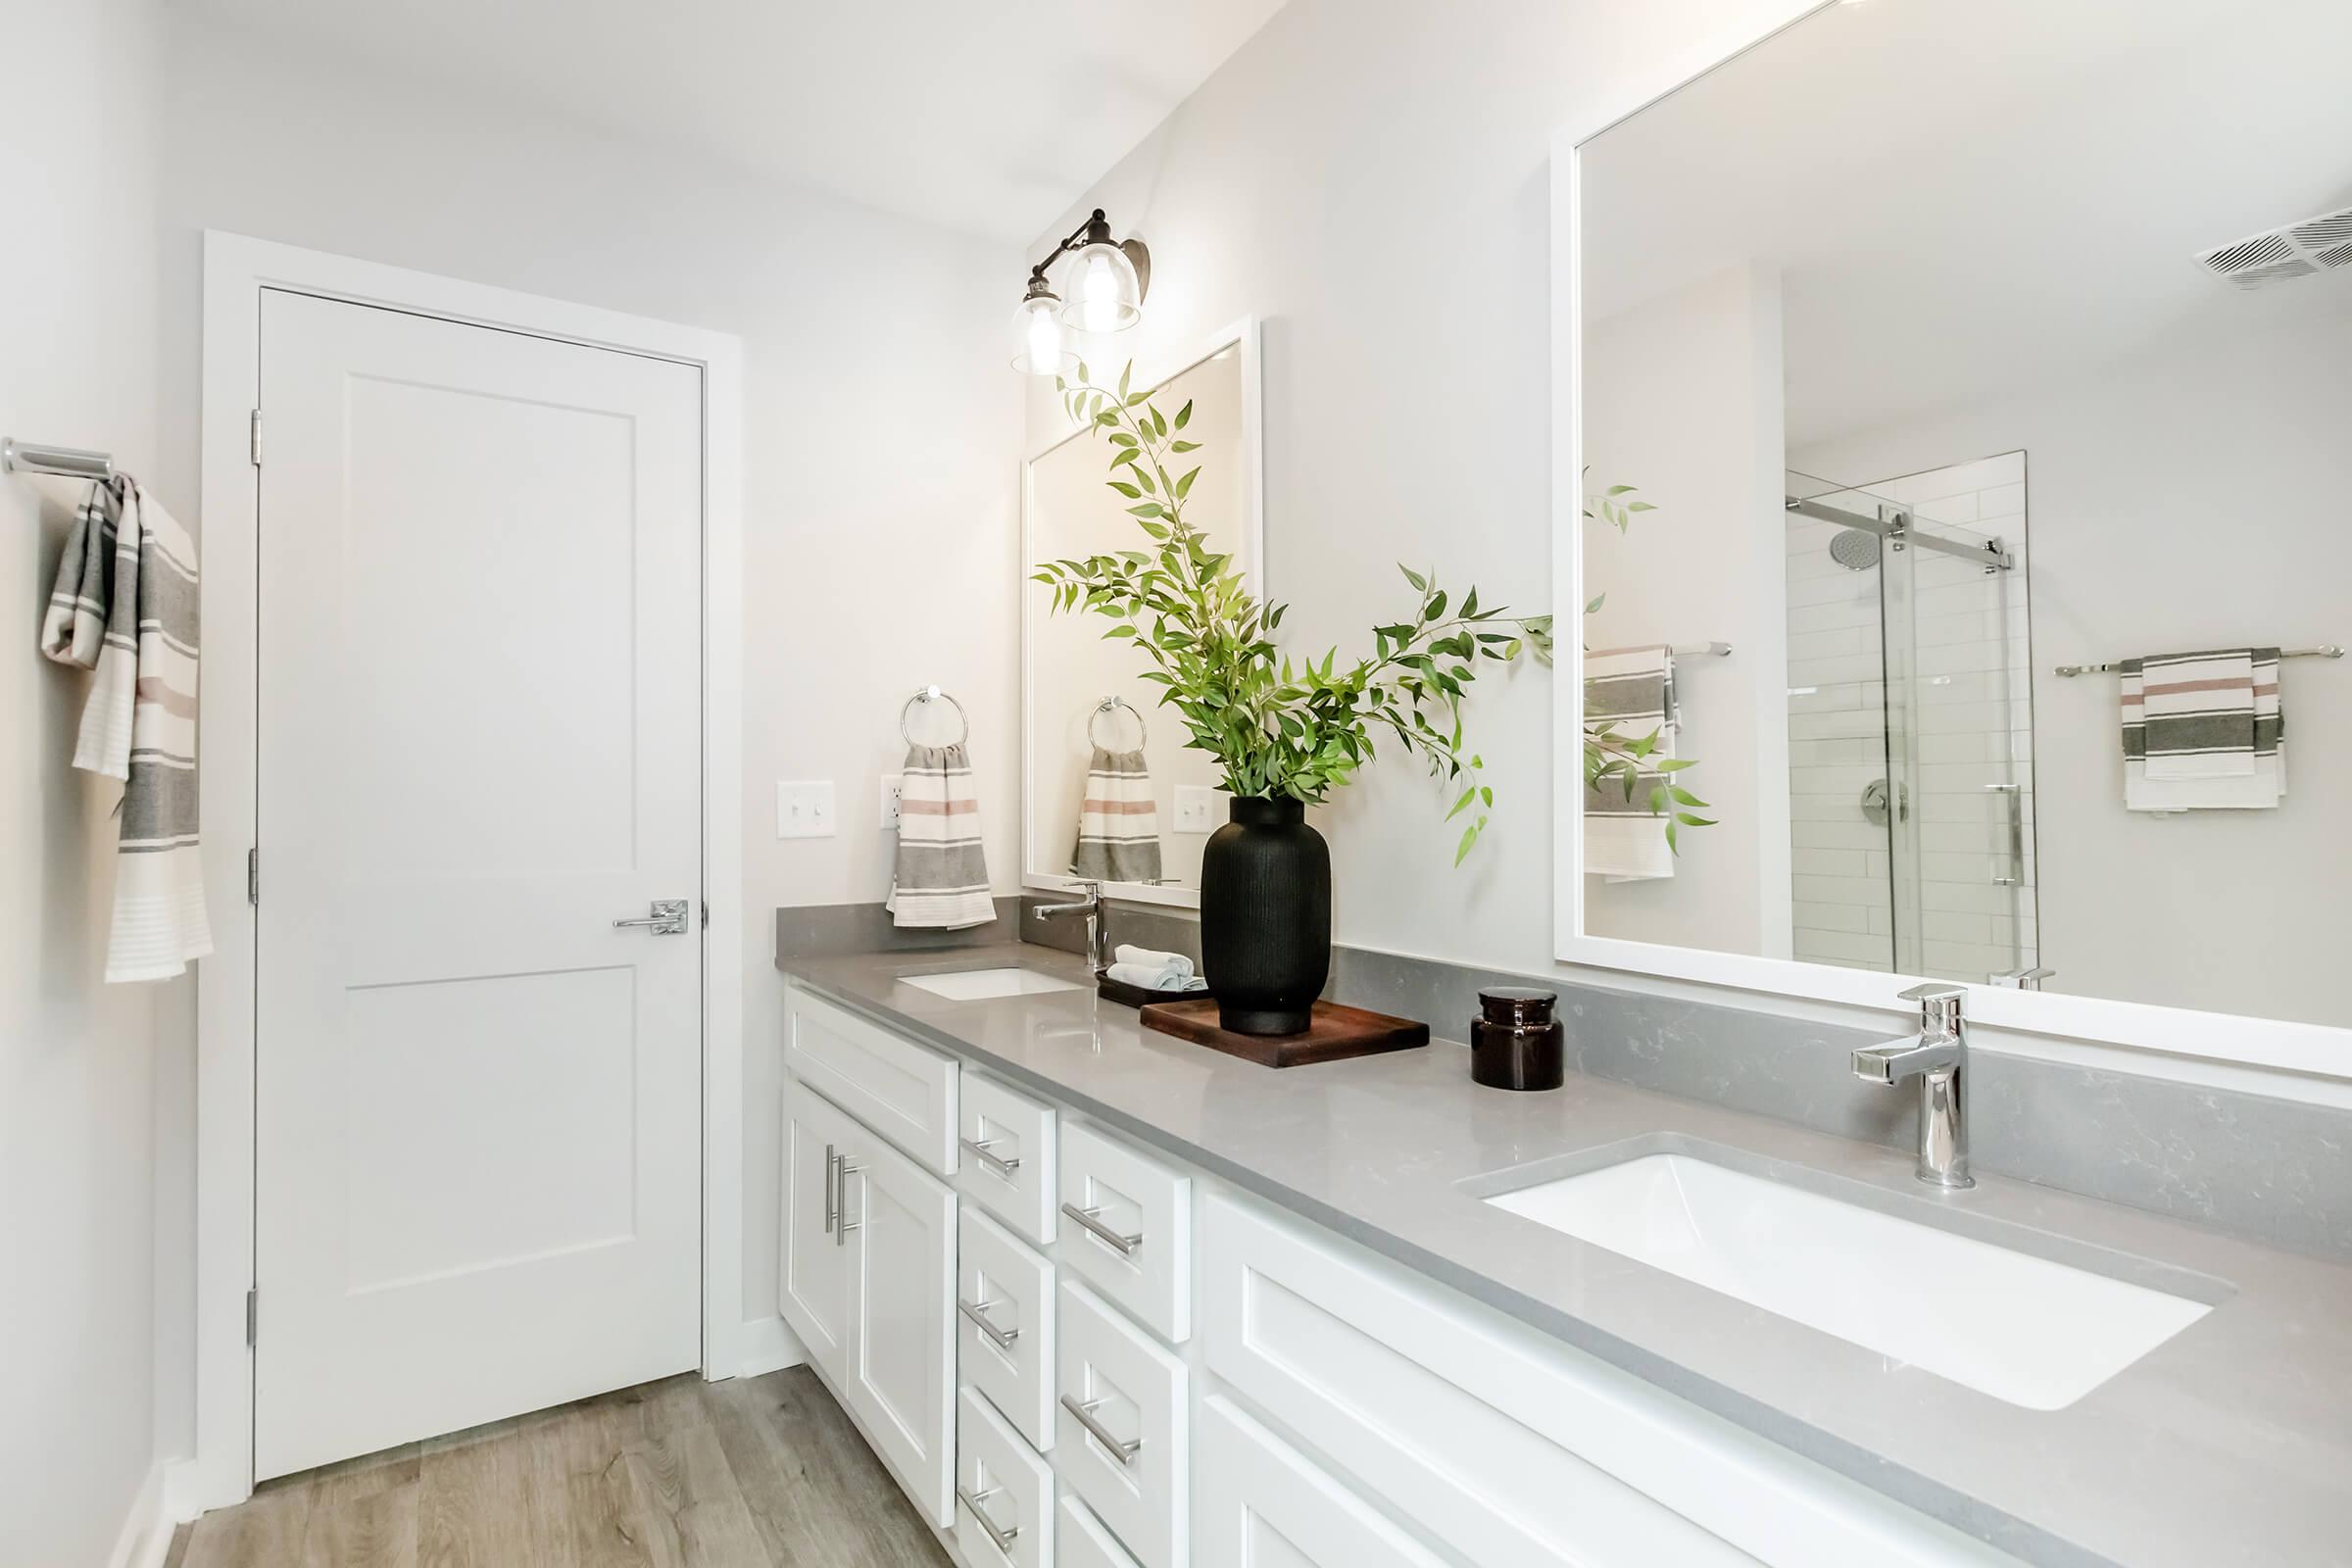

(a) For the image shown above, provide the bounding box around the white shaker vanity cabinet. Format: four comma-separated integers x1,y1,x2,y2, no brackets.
778,977,2029,1568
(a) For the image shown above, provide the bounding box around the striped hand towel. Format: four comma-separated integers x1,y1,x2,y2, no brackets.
1070,746,1163,884
2121,648,2284,811
40,479,214,981
887,742,996,929
1583,645,1679,881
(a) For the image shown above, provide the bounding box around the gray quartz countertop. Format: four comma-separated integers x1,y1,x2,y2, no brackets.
779,943,2351,1568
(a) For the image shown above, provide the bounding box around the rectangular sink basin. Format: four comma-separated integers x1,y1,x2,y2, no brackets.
1484,1150,2216,1409
900,967,1085,1002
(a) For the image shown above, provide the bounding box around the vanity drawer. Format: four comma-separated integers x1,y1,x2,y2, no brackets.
957,1387,1054,1568
1055,1280,1188,1568
1200,1192,2014,1568
959,1071,1059,1245
1197,1395,1449,1568
786,984,959,1174
1055,1122,1191,1344
959,1206,1056,1451
1057,1494,1144,1568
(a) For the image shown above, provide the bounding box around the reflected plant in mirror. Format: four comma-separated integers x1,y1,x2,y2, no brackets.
1582,475,1714,854
1033,361,1544,863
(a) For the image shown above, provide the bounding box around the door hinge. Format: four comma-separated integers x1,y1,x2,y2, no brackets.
247,847,260,906
249,409,263,467
701,901,710,931
245,1287,258,1348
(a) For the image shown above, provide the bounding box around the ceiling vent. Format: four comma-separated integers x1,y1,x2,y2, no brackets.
2198,205,2352,289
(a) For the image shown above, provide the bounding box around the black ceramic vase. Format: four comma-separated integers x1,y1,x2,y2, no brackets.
1199,796,1331,1036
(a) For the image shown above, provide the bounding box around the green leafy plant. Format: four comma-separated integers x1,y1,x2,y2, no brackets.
1033,362,1549,864
1580,477,1714,853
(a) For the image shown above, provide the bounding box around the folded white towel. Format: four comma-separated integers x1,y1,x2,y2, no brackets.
1113,944,1194,979
1105,960,1205,993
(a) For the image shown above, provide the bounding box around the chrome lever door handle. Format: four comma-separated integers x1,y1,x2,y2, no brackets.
957,1298,1019,1351
1060,1201,1142,1257
956,1486,1021,1554
612,899,690,934
1061,1395,1142,1466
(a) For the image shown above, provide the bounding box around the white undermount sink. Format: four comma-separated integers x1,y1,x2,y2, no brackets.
1484,1150,2217,1410
899,966,1085,1002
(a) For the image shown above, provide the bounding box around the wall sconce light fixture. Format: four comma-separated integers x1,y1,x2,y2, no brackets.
1010,208,1152,375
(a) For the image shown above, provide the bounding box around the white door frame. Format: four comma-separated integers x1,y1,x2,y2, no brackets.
191,231,746,1510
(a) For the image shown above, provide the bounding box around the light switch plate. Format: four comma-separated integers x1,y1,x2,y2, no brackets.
1174,785,1221,834
776,780,836,839
879,774,904,830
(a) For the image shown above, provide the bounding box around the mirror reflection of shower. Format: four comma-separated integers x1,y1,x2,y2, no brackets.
1784,461,2038,983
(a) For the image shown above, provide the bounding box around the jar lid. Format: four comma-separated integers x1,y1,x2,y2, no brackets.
1478,986,1557,1026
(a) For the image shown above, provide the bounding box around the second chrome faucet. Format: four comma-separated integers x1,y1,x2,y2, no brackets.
1852,982,1973,1190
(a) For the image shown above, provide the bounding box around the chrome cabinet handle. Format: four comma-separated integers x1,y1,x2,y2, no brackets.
835,1160,864,1247
957,1485,1021,1554
957,1298,1019,1351
822,1145,837,1235
612,899,690,934
960,1136,1021,1181
1060,1202,1142,1257
1060,1395,1142,1466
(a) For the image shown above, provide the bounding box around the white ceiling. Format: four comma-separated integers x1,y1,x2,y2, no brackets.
172,0,1291,245
1582,0,2352,449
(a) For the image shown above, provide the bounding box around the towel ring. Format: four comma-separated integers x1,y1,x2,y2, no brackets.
1089,696,1147,750
901,685,969,747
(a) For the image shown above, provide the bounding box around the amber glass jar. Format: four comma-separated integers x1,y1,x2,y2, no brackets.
1470,986,1563,1091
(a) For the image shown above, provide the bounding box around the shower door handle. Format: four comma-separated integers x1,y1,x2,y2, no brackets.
1985,784,2025,886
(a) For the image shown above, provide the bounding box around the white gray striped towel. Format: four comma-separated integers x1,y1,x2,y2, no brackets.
2120,648,2283,811
887,742,996,929
1583,645,1679,880
1070,745,1163,884
40,479,214,981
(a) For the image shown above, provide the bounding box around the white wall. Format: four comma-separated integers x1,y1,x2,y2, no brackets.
1023,0,1808,976
1794,298,2352,1026
1583,266,1791,958
150,14,1024,1397
0,2,175,1562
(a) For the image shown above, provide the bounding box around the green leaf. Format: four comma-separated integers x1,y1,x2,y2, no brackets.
1174,466,1200,500
1174,399,1193,430
1584,593,1605,615
1152,405,1168,437
1108,480,1142,499
1446,785,1477,821
1454,819,1480,866
1399,564,1427,592
1169,439,1200,453
1117,363,1132,399
1129,503,1165,517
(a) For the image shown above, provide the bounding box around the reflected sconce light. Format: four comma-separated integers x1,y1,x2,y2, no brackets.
1010,208,1152,375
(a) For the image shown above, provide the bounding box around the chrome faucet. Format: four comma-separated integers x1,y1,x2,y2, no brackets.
1032,881,1106,973
1852,983,1973,1190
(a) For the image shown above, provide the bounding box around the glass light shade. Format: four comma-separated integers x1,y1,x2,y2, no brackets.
1011,292,1074,376
1060,240,1144,334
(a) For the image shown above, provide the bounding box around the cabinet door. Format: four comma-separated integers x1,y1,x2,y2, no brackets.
779,1081,857,1375
1198,1395,1448,1568
844,1133,957,1528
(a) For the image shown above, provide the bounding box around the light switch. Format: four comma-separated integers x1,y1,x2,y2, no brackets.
1173,785,1222,834
776,780,836,839
879,774,904,830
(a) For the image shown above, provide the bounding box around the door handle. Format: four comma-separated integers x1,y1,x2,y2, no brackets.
1060,1202,1142,1257
823,1145,837,1235
835,1160,864,1247
1061,1395,1143,1466
612,899,690,935
956,1485,1021,1555
957,1298,1020,1351
960,1136,1021,1181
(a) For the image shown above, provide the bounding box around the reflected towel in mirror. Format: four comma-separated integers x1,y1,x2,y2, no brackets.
1071,746,1163,883
2120,648,2284,811
1583,645,1679,880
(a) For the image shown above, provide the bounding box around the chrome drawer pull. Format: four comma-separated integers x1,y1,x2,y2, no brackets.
822,1145,838,1235
957,1298,1020,1351
960,1136,1022,1181
1061,1395,1143,1466
835,1161,864,1247
957,1485,1021,1554
1060,1201,1142,1257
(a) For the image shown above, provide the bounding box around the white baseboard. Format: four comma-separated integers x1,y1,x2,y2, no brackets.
107,1460,185,1568
731,1313,808,1379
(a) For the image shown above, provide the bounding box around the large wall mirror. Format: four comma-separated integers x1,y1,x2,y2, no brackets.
1555,0,2351,1065
1023,320,1263,907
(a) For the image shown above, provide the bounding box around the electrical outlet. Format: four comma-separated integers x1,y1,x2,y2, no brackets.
775,780,836,839
1173,785,1221,834
879,774,904,830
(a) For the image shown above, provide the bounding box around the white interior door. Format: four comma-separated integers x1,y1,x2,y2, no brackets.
254,288,705,1479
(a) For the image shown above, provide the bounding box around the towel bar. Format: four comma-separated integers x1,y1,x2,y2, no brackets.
2054,646,2342,676
901,684,970,746
2,438,114,482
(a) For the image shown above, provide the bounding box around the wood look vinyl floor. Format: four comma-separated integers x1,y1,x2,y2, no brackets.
164,1368,953,1568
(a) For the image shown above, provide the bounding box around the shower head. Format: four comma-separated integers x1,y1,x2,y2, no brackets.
1829,527,1882,571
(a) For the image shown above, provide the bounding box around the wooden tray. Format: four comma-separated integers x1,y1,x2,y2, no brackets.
1138,999,1429,1068
1096,972,1212,1010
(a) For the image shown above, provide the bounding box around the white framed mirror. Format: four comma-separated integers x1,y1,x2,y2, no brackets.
1552,0,2352,1075
1022,318,1264,908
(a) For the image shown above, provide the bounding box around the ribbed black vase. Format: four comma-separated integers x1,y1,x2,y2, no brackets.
1199,796,1331,1036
